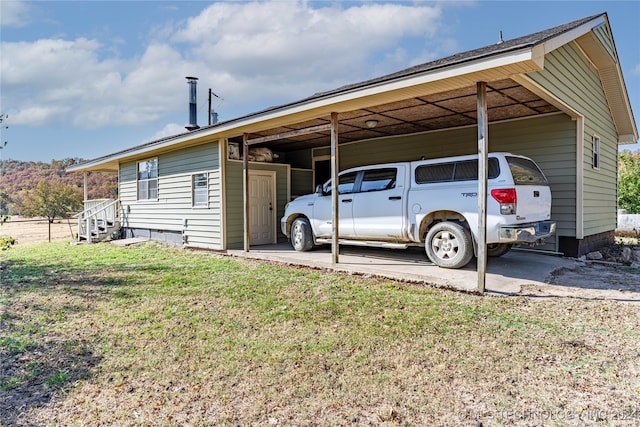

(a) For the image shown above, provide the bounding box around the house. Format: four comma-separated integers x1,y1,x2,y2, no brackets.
68,13,637,258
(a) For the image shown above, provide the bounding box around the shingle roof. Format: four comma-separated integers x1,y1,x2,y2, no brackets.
301,13,605,101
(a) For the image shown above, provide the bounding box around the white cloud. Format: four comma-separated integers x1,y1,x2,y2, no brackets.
8,105,71,126
1,1,447,131
170,1,445,118
174,1,441,82
0,0,32,27
149,123,187,141
633,64,640,75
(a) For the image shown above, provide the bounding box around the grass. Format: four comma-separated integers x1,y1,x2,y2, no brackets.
1,241,639,426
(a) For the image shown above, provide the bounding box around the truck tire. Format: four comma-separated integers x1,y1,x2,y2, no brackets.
425,222,474,269
291,217,314,252
487,243,512,257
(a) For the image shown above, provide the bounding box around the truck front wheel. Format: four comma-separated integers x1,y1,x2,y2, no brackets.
425,222,473,269
290,217,314,251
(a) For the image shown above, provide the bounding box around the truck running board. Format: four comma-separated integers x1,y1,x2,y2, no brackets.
315,238,411,250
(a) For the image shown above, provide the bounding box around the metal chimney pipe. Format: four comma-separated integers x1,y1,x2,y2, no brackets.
185,76,200,131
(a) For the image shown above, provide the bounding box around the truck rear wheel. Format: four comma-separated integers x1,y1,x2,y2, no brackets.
291,217,314,252
425,222,473,269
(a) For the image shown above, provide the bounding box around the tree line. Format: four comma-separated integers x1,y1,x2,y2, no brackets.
0,152,638,220
618,150,640,214
0,159,118,217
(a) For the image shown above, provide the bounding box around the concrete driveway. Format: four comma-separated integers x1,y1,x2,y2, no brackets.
226,244,578,295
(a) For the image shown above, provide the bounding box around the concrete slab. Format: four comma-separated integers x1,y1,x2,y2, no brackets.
110,237,149,247
226,244,577,296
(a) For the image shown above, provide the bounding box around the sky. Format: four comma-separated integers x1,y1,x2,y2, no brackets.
1,0,639,163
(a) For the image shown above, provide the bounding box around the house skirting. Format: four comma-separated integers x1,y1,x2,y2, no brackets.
559,231,615,257
122,228,183,247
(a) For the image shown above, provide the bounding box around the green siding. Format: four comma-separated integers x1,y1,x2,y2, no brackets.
528,40,619,237
224,160,290,249
285,148,314,169
291,169,313,199
593,24,615,61
119,142,223,249
490,115,577,238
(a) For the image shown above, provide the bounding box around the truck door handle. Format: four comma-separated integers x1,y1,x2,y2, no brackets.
389,196,402,201
533,191,540,197
341,199,352,203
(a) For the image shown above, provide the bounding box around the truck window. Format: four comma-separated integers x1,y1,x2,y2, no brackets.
415,158,499,184
415,163,454,183
322,171,358,195
360,168,396,192
453,159,500,181
506,156,548,185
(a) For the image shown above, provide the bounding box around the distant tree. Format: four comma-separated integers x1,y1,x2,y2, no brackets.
0,159,117,215
20,179,83,221
0,211,14,250
618,150,640,214
0,192,10,216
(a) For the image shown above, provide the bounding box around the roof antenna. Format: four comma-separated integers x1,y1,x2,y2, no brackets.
497,30,504,44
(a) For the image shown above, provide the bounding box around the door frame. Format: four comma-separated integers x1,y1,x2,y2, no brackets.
312,155,331,189
249,169,277,245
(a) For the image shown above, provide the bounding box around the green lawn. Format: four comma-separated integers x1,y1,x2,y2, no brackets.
1,242,639,426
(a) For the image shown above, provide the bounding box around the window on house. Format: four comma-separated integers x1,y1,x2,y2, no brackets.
137,159,158,200
193,173,208,207
592,135,600,169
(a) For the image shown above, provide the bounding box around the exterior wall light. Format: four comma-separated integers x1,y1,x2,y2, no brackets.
365,120,379,128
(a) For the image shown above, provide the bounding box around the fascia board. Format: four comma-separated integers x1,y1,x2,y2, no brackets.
284,49,540,112
619,134,638,144
538,15,606,56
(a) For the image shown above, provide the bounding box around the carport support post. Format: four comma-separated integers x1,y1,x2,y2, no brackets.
476,81,488,294
243,133,250,253
330,112,339,265
83,173,88,203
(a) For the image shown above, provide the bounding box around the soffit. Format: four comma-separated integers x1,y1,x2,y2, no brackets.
576,30,639,142
241,78,561,152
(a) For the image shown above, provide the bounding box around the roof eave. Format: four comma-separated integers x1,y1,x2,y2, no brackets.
67,48,542,174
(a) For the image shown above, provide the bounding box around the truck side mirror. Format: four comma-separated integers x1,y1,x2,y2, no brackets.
315,185,324,195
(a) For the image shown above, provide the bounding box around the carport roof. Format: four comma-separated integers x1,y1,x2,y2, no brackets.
68,12,636,173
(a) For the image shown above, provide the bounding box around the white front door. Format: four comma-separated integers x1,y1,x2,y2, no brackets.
249,171,276,245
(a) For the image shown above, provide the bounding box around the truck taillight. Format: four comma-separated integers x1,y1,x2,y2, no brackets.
491,188,517,215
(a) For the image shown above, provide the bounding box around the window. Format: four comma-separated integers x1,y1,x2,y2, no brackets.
415,158,500,184
192,173,208,207
506,156,548,185
415,163,454,183
322,171,358,195
592,135,600,169
453,159,500,181
137,159,158,200
361,168,397,192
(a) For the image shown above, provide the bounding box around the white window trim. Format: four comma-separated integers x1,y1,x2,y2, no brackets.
137,158,159,201
592,135,600,169
192,172,209,208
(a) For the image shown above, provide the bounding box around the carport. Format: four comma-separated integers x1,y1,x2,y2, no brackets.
237,20,577,292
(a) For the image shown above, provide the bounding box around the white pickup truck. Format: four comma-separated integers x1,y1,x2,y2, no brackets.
281,152,556,268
